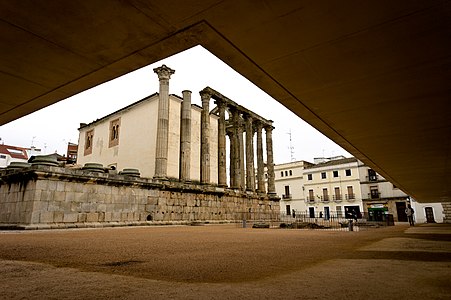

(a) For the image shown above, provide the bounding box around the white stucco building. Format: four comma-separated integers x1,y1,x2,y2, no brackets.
410,198,444,223
274,161,313,215
303,157,362,219
77,92,218,181
358,163,409,222
0,144,41,168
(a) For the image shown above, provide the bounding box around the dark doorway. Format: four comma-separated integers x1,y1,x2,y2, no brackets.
309,207,315,218
286,205,291,216
324,207,330,220
425,207,435,223
396,202,407,222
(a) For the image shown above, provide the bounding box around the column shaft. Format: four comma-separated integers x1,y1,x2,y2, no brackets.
217,101,227,186
245,115,255,191
230,109,241,189
238,121,245,191
153,65,175,178
265,125,276,194
200,90,211,183
180,90,191,181
256,122,265,193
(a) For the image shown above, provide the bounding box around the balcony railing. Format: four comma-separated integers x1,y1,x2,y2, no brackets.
306,196,316,202
333,194,342,201
368,192,381,199
321,195,330,202
345,193,356,200
282,194,292,200
366,175,378,182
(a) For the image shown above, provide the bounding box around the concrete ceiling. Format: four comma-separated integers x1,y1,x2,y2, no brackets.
1,1,450,203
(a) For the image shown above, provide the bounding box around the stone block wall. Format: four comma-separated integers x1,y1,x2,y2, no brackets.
443,202,451,223
0,166,279,229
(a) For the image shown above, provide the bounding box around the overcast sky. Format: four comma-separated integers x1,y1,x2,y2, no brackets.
0,46,350,164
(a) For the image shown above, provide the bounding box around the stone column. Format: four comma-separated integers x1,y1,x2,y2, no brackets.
238,118,245,191
265,124,276,194
216,100,227,186
227,129,236,188
245,114,255,192
180,90,191,181
229,108,241,189
200,90,211,184
256,121,265,193
153,64,175,178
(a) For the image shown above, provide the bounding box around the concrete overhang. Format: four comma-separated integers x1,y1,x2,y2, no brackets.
0,1,450,203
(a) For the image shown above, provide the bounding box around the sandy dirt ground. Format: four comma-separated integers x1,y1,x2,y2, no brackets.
0,223,450,299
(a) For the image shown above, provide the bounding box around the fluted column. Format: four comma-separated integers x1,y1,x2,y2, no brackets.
180,90,191,181
238,118,245,191
230,108,241,189
265,124,276,194
256,122,265,193
153,64,175,178
245,114,255,191
200,90,211,184
227,129,236,188
217,100,227,186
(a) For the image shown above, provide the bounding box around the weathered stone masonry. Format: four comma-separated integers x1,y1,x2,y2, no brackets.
0,166,279,229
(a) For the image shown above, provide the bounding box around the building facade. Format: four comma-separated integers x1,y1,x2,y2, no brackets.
358,163,409,222
274,161,313,216
303,157,362,219
275,156,416,222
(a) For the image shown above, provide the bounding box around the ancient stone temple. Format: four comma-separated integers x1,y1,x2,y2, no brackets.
0,65,279,229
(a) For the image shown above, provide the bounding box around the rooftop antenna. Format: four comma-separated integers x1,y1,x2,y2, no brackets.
287,129,295,162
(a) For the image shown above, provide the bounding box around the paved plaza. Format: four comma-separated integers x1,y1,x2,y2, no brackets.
0,223,450,299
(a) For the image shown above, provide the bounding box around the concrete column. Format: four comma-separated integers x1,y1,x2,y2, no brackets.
238,118,245,191
245,114,255,191
216,100,227,186
200,90,211,184
180,90,191,181
256,121,265,193
230,108,241,189
153,64,175,178
265,124,276,194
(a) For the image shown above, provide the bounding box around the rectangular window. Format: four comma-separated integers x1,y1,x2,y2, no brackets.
322,188,329,201
347,186,355,199
84,129,94,156
308,189,314,202
307,174,312,180
284,185,291,198
109,118,121,148
368,169,377,181
333,170,339,177
345,169,351,176
281,171,284,177
334,187,341,200
289,170,292,176
321,172,326,179
370,186,379,199
285,170,288,176
336,206,342,217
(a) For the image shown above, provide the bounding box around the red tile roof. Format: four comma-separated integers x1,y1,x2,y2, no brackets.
0,144,28,160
